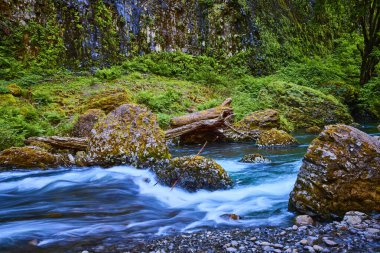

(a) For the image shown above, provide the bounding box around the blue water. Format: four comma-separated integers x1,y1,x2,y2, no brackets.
0,125,378,251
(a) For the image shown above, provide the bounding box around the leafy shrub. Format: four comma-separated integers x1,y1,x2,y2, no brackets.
136,89,188,114
197,99,221,110
32,91,52,105
94,66,124,80
357,78,380,119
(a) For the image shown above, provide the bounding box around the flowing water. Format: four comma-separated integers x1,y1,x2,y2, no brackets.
0,125,379,252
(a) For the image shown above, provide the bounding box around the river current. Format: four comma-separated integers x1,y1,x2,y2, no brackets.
0,125,378,252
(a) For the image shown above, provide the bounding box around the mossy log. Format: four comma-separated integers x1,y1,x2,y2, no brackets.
169,98,233,127
165,98,234,139
25,136,88,151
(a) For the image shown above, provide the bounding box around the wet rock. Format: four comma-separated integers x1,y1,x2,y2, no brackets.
322,238,337,247
239,153,271,163
257,129,298,147
235,109,280,131
84,89,132,113
0,146,60,169
220,214,241,220
72,109,105,137
289,124,380,219
7,84,22,97
154,155,232,192
377,124,380,131
87,104,170,167
305,126,321,134
295,215,314,226
313,245,324,252
343,211,367,225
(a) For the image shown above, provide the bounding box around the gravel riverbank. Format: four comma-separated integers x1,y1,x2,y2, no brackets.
78,212,379,253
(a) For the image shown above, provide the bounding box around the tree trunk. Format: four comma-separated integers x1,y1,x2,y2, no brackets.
170,98,232,127
25,136,88,151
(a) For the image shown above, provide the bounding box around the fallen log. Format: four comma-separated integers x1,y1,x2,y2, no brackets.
25,136,88,151
165,117,226,139
170,98,233,127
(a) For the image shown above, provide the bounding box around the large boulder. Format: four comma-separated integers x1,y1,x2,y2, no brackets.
0,146,60,169
87,104,170,167
72,109,105,137
257,129,298,147
154,155,233,192
289,124,380,219
235,109,280,131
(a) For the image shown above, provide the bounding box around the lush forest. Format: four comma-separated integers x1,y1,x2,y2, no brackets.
0,0,379,150
0,1,379,252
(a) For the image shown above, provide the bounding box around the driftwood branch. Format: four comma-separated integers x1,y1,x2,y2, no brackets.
25,136,88,151
169,98,233,127
165,117,225,139
165,98,233,139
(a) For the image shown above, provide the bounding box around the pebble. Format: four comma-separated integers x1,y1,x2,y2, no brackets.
74,212,379,253
292,225,298,230
323,238,337,246
313,245,324,252
366,228,379,234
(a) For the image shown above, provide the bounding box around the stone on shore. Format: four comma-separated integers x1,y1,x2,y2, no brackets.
154,155,233,192
0,146,60,169
289,124,380,219
87,104,170,167
235,109,280,131
295,215,314,226
305,126,322,134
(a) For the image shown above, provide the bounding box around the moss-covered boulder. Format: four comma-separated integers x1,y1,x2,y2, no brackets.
154,155,233,192
87,104,170,167
289,124,380,219
305,126,322,134
84,89,132,113
72,109,105,137
0,146,60,169
259,82,353,128
235,109,280,131
257,129,298,147
7,84,22,97
239,153,271,163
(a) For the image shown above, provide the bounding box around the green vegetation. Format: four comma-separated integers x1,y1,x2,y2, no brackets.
0,1,379,151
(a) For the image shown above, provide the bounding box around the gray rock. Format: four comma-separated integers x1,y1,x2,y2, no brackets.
295,215,314,226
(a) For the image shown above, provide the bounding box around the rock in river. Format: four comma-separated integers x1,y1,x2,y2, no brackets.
289,124,380,219
154,155,233,192
257,129,298,147
87,104,170,167
239,153,271,163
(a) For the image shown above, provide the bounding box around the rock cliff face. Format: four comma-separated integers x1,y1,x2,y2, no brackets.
289,124,380,219
1,0,259,66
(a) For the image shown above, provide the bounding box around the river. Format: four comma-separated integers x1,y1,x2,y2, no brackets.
0,124,378,252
